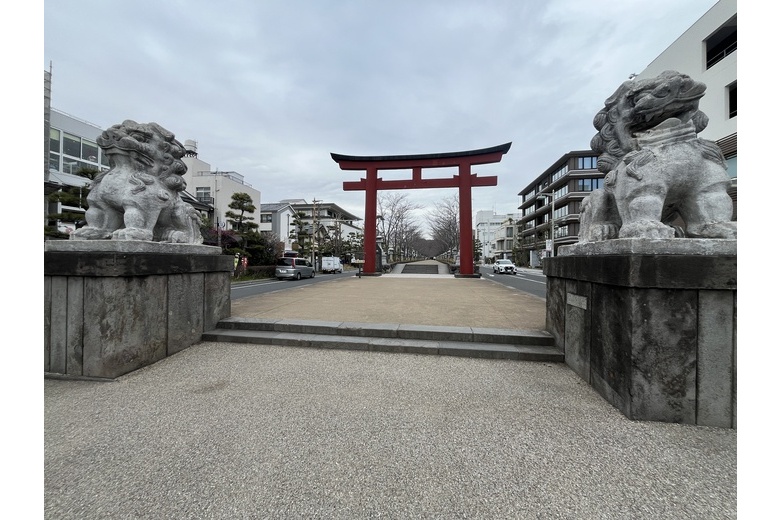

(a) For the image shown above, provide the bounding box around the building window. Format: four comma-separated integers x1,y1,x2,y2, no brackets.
49,128,60,153
81,139,99,162
576,178,603,192
261,214,272,223
725,156,737,179
195,187,212,203
49,153,60,172
63,133,81,157
551,164,568,182
728,82,736,118
706,16,736,69
576,156,598,170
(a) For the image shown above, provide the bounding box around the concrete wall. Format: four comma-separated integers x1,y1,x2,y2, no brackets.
44,245,233,379
544,240,737,428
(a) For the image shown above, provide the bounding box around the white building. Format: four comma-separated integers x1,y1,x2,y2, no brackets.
45,109,110,234
279,199,362,260
259,202,298,252
474,210,515,262
181,141,262,232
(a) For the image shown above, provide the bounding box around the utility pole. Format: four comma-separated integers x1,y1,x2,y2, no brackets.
312,198,321,268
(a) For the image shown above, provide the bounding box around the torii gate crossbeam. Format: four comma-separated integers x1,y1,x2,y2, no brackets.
332,142,511,276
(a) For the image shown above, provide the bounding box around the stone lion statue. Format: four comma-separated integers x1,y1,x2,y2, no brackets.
70,120,203,244
578,70,736,242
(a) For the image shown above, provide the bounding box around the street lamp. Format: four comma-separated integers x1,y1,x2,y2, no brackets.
536,193,555,258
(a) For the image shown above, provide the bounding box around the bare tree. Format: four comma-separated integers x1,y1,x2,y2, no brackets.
377,193,423,262
427,194,460,257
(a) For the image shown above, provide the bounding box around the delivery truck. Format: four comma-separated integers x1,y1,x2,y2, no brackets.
320,256,343,274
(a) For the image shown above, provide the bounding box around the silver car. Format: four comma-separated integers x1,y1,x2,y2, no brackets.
275,257,315,280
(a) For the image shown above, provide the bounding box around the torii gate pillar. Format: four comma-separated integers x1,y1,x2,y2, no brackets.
332,142,511,277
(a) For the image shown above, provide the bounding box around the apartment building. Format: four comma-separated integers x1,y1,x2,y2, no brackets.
517,0,736,264
517,152,602,265
474,210,515,262
279,199,362,258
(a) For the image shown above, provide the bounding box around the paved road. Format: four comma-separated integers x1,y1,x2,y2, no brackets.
231,270,355,300
478,265,548,299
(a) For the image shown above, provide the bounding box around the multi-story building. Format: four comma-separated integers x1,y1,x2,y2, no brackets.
181,141,261,231
492,219,517,262
517,152,601,265
474,210,515,263
45,108,110,234
280,199,362,261
517,0,736,265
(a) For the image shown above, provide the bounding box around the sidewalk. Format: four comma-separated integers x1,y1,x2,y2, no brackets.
44,261,737,518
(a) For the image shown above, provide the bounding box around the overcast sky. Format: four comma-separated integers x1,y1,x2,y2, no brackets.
44,0,720,227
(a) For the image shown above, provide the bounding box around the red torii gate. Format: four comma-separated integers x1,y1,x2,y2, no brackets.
331,142,512,277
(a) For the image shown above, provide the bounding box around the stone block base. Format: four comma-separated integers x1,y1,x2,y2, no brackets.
44,241,233,379
544,239,736,428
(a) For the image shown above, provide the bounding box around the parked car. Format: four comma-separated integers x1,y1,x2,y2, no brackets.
320,256,343,274
275,257,315,280
493,258,516,274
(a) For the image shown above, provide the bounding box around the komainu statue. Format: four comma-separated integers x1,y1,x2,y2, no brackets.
578,70,736,242
70,120,203,244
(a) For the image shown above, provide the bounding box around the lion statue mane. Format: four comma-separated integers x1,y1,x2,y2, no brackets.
579,70,736,242
71,120,203,244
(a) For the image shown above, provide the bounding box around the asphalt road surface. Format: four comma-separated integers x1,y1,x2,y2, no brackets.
230,270,355,300
478,265,547,299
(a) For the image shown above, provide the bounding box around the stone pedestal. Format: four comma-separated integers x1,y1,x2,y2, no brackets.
544,239,736,428
44,241,233,380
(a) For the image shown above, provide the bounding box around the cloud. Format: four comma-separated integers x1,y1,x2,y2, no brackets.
44,0,719,222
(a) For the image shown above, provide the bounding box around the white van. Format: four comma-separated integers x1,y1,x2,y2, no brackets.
320,256,343,274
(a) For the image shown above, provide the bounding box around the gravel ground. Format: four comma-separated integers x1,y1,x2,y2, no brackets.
45,342,736,519
231,275,547,331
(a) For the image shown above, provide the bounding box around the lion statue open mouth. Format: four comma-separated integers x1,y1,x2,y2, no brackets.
70,120,203,244
579,70,736,242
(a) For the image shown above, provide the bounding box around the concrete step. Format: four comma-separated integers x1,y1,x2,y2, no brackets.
401,264,439,274
202,318,563,362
